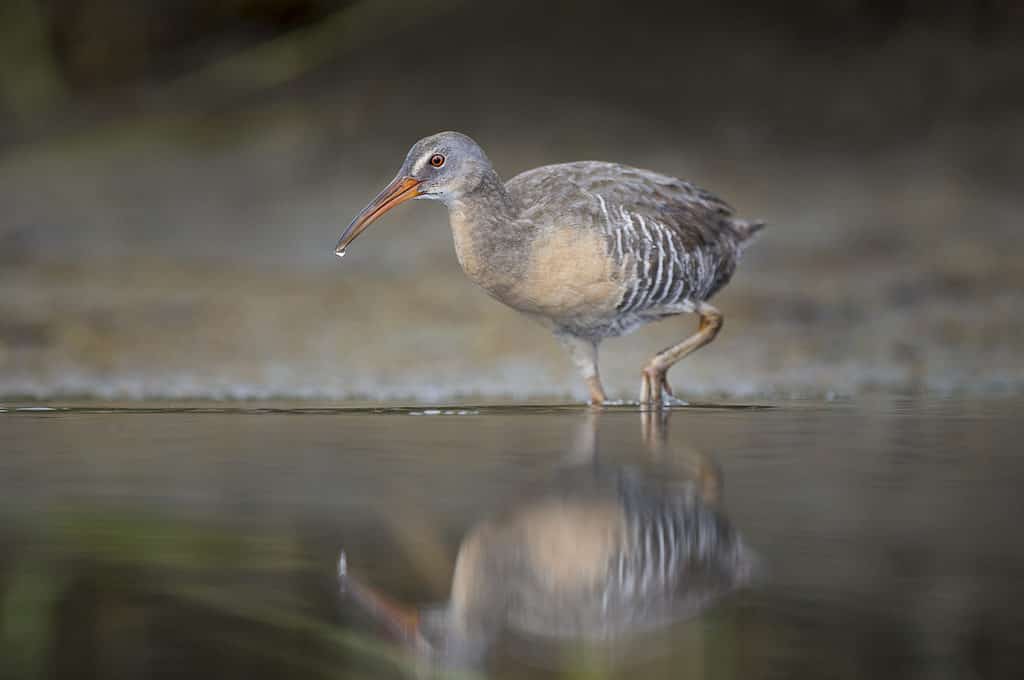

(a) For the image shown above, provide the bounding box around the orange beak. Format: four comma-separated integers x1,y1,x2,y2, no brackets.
335,176,422,257
338,552,431,653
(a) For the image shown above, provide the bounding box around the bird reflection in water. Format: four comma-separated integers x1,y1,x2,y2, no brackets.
338,410,757,664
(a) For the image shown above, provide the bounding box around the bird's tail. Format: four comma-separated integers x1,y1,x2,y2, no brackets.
733,220,766,251
734,219,766,243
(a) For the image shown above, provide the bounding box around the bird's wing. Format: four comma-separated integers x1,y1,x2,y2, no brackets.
508,161,748,246
508,162,751,311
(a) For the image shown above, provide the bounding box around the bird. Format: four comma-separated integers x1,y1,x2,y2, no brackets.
337,451,754,662
335,131,764,405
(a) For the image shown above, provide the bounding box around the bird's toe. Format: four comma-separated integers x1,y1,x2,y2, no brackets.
640,366,667,407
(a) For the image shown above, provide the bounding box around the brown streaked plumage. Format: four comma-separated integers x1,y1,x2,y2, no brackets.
336,131,765,404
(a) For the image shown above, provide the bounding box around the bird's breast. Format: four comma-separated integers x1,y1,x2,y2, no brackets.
449,211,628,326
508,226,627,324
449,209,487,282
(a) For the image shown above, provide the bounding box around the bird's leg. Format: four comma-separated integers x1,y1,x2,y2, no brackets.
638,411,722,503
557,334,607,405
640,407,670,456
563,408,601,466
585,376,607,405
640,303,723,406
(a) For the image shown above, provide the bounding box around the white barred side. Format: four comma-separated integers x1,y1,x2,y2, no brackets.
589,193,728,316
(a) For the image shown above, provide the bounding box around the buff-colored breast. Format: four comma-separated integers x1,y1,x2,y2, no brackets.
449,208,484,281
447,496,627,633
511,226,627,322
518,497,627,593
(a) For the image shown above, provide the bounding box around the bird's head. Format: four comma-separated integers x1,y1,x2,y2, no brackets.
335,131,492,257
337,550,492,666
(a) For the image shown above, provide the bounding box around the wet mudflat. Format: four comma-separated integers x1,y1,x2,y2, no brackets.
1,397,1021,679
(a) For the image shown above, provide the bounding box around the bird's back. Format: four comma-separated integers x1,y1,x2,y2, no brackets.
506,162,763,336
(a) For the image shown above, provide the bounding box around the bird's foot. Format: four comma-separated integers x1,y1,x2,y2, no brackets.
640,366,674,408
585,375,608,407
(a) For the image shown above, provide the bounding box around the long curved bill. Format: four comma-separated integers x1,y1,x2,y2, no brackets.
335,176,421,257
338,551,431,653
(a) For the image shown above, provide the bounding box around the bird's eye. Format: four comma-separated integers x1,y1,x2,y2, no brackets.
429,154,445,168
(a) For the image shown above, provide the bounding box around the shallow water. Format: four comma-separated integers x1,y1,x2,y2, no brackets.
1,398,1022,679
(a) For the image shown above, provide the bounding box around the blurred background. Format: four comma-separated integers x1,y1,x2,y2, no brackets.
4,5,1024,678
2,0,1024,400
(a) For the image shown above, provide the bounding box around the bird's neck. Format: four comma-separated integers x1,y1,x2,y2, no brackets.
447,171,528,291
449,169,518,228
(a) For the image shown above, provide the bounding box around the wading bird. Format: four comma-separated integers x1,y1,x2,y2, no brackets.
337,440,754,662
336,132,764,405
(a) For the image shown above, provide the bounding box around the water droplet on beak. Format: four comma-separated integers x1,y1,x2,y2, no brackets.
335,248,346,259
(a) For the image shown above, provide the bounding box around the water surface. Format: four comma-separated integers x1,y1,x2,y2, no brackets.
1,398,1021,678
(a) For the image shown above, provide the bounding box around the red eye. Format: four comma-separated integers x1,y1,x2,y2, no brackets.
429,154,445,168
